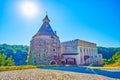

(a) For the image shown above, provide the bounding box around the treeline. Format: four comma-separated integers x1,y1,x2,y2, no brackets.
0,44,120,65
0,44,28,65
97,47,120,59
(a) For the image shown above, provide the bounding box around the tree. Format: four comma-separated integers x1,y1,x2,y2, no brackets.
112,51,120,63
0,44,28,65
0,53,14,66
97,47,120,59
26,46,30,64
5,56,14,66
0,54,6,66
102,58,108,65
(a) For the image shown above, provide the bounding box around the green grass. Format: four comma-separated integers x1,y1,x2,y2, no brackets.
0,65,37,71
36,65,59,68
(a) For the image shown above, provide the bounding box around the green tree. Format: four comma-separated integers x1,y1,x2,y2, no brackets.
5,56,14,66
112,51,120,63
0,54,6,66
107,58,114,64
26,46,30,64
0,53,14,66
102,58,108,65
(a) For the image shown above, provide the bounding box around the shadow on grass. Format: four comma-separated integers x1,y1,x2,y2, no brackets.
37,65,120,79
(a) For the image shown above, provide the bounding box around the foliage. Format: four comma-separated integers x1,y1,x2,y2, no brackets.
0,54,6,66
5,56,14,66
102,58,108,65
103,51,120,67
0,54,14,66
26,46,30,64
97,47,120,59
0,65,37,71
0,44,28,65
112,51,120,63
102,58,114,65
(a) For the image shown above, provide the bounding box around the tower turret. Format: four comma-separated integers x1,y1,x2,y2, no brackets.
28,13,61,65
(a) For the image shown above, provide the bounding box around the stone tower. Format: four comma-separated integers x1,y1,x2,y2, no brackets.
28,14,61,65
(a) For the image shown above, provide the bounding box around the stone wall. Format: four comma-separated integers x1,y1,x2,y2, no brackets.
28,35,61,65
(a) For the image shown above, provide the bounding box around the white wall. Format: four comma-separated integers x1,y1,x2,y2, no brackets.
61,40,102,65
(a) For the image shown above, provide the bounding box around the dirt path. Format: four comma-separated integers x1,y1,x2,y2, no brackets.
0,69,117,80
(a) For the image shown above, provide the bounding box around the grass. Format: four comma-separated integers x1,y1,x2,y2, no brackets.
0,65,59,72
104,62,120,67
0,65,37,71
0,64,120,72
36,65,60,68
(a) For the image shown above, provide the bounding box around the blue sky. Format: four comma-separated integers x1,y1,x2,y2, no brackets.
0,0,120,47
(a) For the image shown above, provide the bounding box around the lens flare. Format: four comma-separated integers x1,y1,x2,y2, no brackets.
18,1,39,19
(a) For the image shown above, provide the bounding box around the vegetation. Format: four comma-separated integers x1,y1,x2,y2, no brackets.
0,54,14,66
104,62,120,67
97,46,120,59
0,65,37,71
0,44,28,65
103,51,120,67
112,51,120,63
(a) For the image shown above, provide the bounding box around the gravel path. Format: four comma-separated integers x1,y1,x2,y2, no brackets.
0,69,117,80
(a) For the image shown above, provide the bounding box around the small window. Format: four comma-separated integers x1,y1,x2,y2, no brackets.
51,36,54,39
34,60,36,64
53,49,55,51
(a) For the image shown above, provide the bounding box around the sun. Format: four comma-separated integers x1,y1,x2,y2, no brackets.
18,1,39,18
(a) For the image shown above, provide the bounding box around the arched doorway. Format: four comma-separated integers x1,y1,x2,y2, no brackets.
50,60,57,65
66,57,76,65
84,55,89,64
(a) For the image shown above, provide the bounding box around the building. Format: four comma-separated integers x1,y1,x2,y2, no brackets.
28,14,61,65
28,14,102,65
61,39,102,65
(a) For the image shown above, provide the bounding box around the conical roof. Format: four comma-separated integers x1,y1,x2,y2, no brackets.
37,22,56,35
33,15,57,38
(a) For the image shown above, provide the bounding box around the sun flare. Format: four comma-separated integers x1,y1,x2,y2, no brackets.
18,1,39,18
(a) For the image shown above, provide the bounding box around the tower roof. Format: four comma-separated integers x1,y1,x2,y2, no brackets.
43,15,50,23
33,14,57,38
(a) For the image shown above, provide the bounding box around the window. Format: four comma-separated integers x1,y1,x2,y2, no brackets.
51,36,54,39
34,60,36,64
79,48,82,53
83,48,85,53
53,49,55,52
